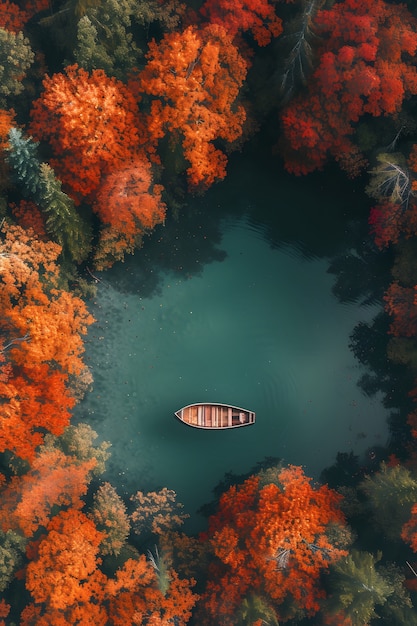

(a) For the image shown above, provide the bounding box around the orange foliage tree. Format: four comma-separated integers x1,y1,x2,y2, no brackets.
0,224,94,460
197,465,348,624
0,447,97,537
92,156,166,269
21,514,197,625
0,224,93,374
29,64,166,266
24,509,104,610
29,64,147,202
280,0,417,176
136,24,247,191
0,361,74,462
105,559,197,626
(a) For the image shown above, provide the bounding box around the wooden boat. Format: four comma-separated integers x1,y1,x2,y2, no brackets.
174,403,255,429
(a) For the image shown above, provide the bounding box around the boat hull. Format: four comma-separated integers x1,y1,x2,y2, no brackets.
174,403,255,429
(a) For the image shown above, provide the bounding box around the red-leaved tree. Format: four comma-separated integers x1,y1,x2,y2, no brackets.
280,0,417,176
197,465,348,624
200,0,282,47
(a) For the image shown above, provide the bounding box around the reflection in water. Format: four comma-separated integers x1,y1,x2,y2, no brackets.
75,212,388,533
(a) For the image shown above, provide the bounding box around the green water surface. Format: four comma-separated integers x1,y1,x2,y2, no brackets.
76,157,388,531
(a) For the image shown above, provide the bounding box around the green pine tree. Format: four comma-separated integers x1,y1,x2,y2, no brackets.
360,463,417,541
7,129,91,263
74,15,115,74
73,7,142,80
236,593,280,626
7,128,43,200
38,163,91,263
325,550,393,626
377,563,417,626
71,0,183,80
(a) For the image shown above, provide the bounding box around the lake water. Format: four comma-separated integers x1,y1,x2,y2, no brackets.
75,152,389,532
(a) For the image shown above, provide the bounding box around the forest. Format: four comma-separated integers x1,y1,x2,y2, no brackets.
2,0,417,624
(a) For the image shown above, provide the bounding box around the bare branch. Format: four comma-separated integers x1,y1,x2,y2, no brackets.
277,0,323,103
366,153,413,209
1,333,30,352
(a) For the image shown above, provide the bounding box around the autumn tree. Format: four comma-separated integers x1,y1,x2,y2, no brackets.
368,200,417,250
9,200,47,238
0,601,10,626
197,465,349,624
0,1,29,33
4,266,93,375
199,0,282,47
29,64,147,201
92,157,166,269
0,361,75,462
22,515,197,624
105,557,197,626
366,149,417,249
21,555,197,625
0,223,94,459
24,509,104,610
0,447,97,537
21,0,50,20
136,24,247,191
279,0,417,177
384,282,417,338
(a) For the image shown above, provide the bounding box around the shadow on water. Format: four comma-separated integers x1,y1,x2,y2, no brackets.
97,203,227,299
96,145,382,303
218,149,372,260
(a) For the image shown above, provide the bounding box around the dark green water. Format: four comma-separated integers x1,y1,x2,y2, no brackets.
76,153,388,532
